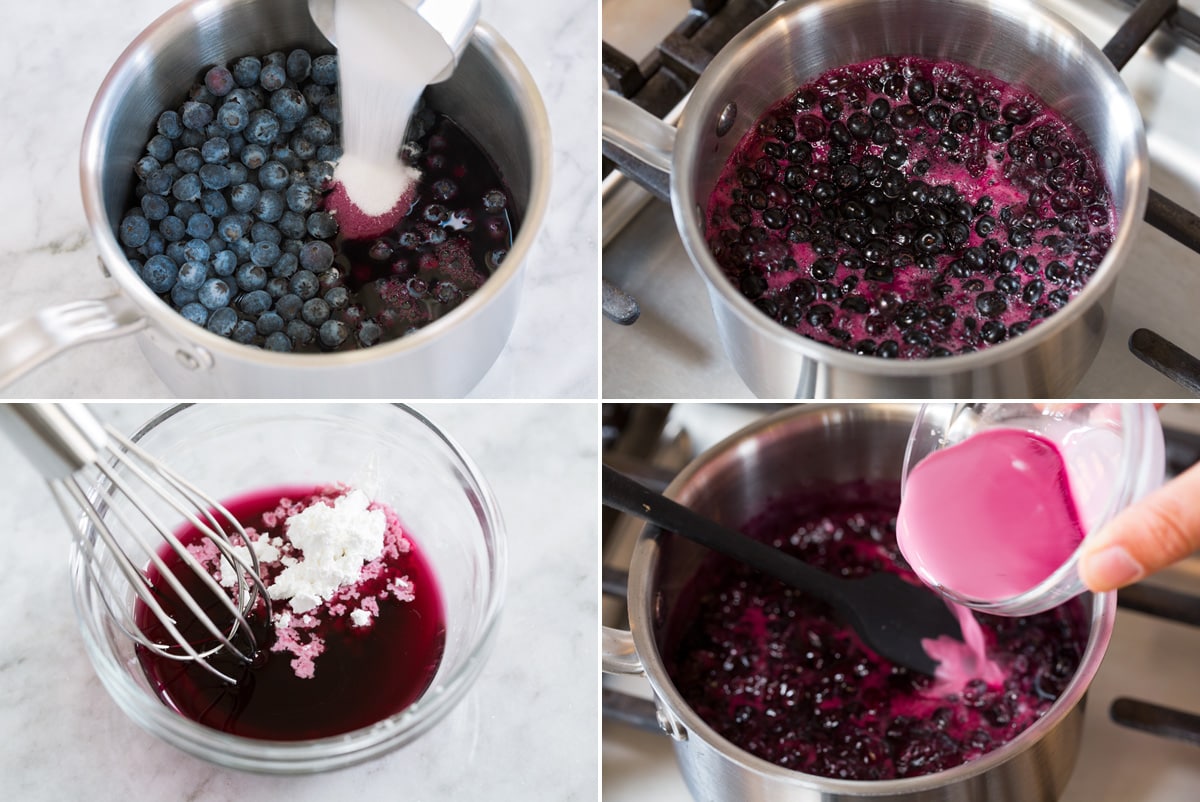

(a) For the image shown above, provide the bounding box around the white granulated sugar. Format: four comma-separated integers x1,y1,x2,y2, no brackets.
350,608,372,627
267,490,387,612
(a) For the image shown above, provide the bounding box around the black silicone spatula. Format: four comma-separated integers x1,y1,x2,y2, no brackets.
603,466,963,676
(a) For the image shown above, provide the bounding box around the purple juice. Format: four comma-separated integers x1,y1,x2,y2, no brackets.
664,482,1087,780
704,57,1117,358
134,485,446,740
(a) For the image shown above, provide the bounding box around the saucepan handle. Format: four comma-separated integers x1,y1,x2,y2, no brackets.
602,624,645,676
602,92,675,203
0,294,146,389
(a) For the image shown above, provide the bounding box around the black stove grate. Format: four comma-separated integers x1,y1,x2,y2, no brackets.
603,0,1200,394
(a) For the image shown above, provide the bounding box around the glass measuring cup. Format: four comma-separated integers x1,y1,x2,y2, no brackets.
900,403,1164,616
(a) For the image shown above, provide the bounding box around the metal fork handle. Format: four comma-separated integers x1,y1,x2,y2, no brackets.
0,403,109,479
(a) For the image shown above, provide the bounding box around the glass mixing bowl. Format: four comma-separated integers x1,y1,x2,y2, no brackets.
69,403,505,773
901,403,1162,615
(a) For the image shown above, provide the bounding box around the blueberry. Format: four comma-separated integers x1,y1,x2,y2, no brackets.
255,190,284,223
249,241,280,268
432,178,458,202
198,277,232,309
199,161,231,192
231,56,261,87
171,280,198,305
256,310,284,335
157,111,183,140
285,320,314,347
120,214,151,247
229,183,260,213
270,88,308,123
312,54,338,85
265,276,289,298
316,144,343,162
174,301,208,327
301,116,333,147
300,242,334,272
259,63,286,91
279,211,307,239
976,291,1008,317
200,190,228,218
181,101,214,131
325,286,350,309
145,169,173,196
304,82,332,107
319,319,348,348
159,215,186,241
234,262,268,292
211,249,237,276
173,200,202,221
276,293,303,319
237,289,272,316
907,77,935,106
241,143,269,169
318,94,342,124
135,155,161,180
206,306,238,336
182,238,210,263
245,109,280,145
290,269,319,299
176,258,209,291
285,48,311,81
142,255,178,293
301,297,331,326
306,211,337,239
877,340,900,358
981,320,1007,343
171,174,202,203
258,161,289,191
988,124,1013,143
204,65,235,97
218,214,246,242
218,101,249,133
1003,102,1033,124
180,129,204,148
263,331,292,352
231,319,258,344
890,104,920,129
290,135,317,161
358,320,382,347
174,147,203,173
140,232,165,257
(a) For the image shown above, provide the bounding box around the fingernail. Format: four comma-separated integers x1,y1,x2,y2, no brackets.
1081,546,1144,591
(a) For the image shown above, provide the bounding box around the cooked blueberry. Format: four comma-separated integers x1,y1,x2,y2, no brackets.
882,144,908,168
975,291,1008,317
1036,146,1062,170
890,104,920,129
1048,288,1071,307
798,115,826,141
1045,260,1069,283
846,111,873,139
865,265,895,282
811,258,837,280
995,274,1021,294
937,132,960,150
869,97,890,120
762,207,788,230
980,320,1007,343
872,123,896,144
877,340,900,358
806,304,834,327
907,77,934,106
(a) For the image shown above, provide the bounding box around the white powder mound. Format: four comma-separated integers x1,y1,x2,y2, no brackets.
333,153,421,217
267,490,387,613
218,541,281,588
350,608,373,627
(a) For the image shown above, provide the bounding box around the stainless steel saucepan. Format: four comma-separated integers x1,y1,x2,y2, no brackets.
603,0,1148,398
603,403,1116,801
0,0,550,397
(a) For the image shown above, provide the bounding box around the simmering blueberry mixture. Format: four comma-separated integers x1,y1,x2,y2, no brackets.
665,482,1087,780
705,57,1116,358
117,50,517,353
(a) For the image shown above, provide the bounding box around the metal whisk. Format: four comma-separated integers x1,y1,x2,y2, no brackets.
0,403,271,683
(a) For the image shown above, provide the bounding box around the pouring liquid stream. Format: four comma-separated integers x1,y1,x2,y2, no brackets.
329,0,454,235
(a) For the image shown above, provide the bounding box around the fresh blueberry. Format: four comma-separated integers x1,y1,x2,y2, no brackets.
264,331,292,352
157,110,183,140
142,255,178,293
300,116,333,147
306,211,337,239
285,183,315,213
245,109,280,145
270,88,308,123
290,135,317,161
241,143,269,170
276,293,303,319
324,286,349,309
218,214,246,242
258,161,289,191
318,94,341,124
272,252,299,279
357,320,382,347
279,210,307,239
181,101,214,131
250,241,281,267
198,277,232,309
165,241,189,265
182,238,210,264
255,190,284,223
211,249,237,277
232,56,261,87
140,194,170,222
159,215,186,241
176,260,207,290
259,63,286,91
285,320,314,347
230,183,260,213
120,214,151,247
180,128,205,148
178,301,209,326
205,66,235,97
237,289,272,316
289,269,319,299
135,156,161,180
171,283,199,307
171,174,202,202
308,161,336,191
265,276,289,298
319,319,348,348
231,319,257,344
174,147,203,173
140,232,165,257
312,54,338,85
184,213,213,240
316,144,342,162
145,169,173,197
300,297,331,326
206,306,238,336
218,101,249,133
256,310,284,335
201,137,230,165
236,263,268,292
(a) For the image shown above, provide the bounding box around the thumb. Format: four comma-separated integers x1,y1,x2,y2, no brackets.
1077,462,1200,592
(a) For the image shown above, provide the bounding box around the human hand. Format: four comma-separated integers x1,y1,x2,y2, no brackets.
1078,459,1200,592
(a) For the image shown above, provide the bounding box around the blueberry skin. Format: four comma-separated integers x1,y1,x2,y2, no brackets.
186,213,215,240
182,238,211,263
238,289,272,316
255,190,284,223
140,193,170,221
170,282,198,307
286,320,315,347
286,183,315,213
232,56,261,88
145,169,174,196
289,269,319,299
218,102,249,133
279,210,307,239
206,306,238,336
298,240,334,272
245,109,280,145
260,63,287,91
301,297,331,326
159,215,186,241
256,310,285,335
236,263,269,292
180,302,210,326
250,241,281,267
264,331,293,352
259,161,290,191
198,277,232,309
276,293,303,319
306,211,337,239
286,49,312,81
174,145,204,174
205,66,235,97
211,249,237,276
142,255,179,293
311,54,338,85
251,221,282,244
177,260,208,290
240,143,269,169
172,174,202,202
272,252,299,278
319,319,348,348
157,110,183,139
181,101,214,131
120,214,151,248
230,183,261,213
270,88,308,123
231,320,258,344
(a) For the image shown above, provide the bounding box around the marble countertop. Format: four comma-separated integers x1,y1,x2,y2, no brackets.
0,402,598,801
0,0,597,399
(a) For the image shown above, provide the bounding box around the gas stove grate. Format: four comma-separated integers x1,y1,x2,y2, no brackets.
603,0,1200,394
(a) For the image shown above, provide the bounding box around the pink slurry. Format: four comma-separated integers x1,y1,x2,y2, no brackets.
325,181,417,240
897,428,1086,602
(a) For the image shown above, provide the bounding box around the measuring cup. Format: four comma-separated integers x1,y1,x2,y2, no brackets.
901,403,1164,615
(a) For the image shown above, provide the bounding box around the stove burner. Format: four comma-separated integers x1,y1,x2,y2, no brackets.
603,0,1200,394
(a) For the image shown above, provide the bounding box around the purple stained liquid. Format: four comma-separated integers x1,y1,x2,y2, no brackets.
664,482,1087,780
134,485,446,740
704,57,1117,358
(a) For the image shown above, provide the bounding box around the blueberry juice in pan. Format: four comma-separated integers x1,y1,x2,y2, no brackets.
704,57,1117,359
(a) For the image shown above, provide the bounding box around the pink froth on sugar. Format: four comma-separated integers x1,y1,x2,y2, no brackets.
326,181,417,240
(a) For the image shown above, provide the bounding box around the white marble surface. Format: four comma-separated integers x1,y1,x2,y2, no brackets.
0,402,598,800
0,0,597,399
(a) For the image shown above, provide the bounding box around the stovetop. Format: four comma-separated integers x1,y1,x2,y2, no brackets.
601,403,1200,801
601,0,1200,398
